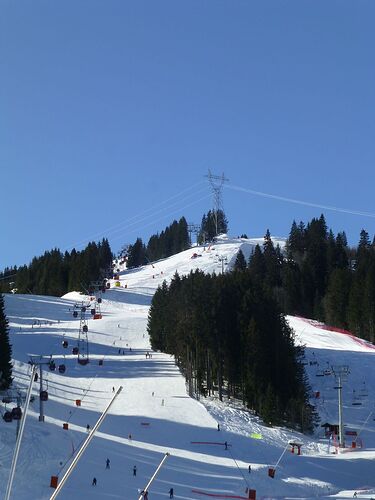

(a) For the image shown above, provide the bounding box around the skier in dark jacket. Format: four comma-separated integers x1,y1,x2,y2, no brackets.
133,465,137,476
169,487,174,498
92,477,97,486
106,458,110,469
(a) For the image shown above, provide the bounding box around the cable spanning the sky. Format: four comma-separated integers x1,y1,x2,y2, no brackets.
63,181,209,252
225,184,375,219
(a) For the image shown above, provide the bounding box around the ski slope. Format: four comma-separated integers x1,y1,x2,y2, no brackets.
1,236,375,500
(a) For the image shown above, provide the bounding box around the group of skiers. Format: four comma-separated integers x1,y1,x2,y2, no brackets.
91,459,174,497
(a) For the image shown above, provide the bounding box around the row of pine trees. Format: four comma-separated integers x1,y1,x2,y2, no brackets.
126,211,228,268
0,294,12,390
126,217,190,268
0,239,113,296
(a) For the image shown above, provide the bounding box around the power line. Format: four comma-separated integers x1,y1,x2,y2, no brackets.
225,183,375,219
62,181,208,252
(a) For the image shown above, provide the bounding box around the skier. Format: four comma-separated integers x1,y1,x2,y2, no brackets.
224,441,228,450
86,424,90,432
112,386,115,392
133,465,137,476
106,458,110,469
169,487,174,498
248,464,251,473
143,491,149,500
92,477,97,486
217,423,220,431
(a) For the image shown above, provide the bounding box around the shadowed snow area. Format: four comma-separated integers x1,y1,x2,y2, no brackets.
1,236,375,499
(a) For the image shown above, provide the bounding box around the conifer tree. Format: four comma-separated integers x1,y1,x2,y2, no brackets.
0,294,12,390
234,249,247,271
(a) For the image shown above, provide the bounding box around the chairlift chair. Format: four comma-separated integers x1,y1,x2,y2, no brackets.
11,407,22,420
62,340,68,348
97,297,102,304
73,311,78,318
40,390,48,401
49,361,56,371
58,364,66,374
72,347,79,355
82,325,88,333
3,411,13,422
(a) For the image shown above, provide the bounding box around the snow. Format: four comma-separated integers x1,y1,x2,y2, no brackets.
1,236,375,499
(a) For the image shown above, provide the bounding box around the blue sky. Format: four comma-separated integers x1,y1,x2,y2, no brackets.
1,1,374,268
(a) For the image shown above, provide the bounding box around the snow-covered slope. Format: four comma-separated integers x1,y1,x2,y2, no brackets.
1,236,375,499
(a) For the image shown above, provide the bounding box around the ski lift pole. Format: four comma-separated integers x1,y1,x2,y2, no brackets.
273,441,290,470
5,364,37,500
137,452,170,500
50,386,123,500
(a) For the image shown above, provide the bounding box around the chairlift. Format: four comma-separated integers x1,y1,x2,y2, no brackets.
78,358,89,366
359,383,368,398
3,411,13,423
352,399,362,406
73,310,78,318
49,361,56,371
106,282,110,289
58,364,66,374
97,297,102,304
72,347,79,355
352,390,362,406
81,306,86,313
2,395,12,404
82,325,88,333
324,369,331,376
90,308,96,315
62,340,68,348
40,390,48,401
11,407,22,420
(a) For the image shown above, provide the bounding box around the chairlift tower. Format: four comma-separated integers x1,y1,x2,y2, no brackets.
187,223,200,246
331,365,349,447
77,303,90,365
88,280,104,319
205,169,229,237
29,355,55,422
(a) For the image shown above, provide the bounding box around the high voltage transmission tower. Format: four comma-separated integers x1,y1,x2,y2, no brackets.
205,169,229,236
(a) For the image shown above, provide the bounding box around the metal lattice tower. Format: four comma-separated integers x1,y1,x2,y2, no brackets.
331,365,350,447
205,169,229,236
77,303,90,365
187,223,200,246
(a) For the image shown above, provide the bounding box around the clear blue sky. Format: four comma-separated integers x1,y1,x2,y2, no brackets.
1,1,374,268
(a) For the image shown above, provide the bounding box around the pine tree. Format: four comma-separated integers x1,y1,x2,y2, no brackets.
234,249,247,271
0,294,12,390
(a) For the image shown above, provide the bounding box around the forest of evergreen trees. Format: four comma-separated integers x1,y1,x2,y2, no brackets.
0,239,112,297
244,215,375,344
147,270,315,432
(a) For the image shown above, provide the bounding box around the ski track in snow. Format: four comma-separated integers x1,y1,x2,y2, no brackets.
1,236,375,499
